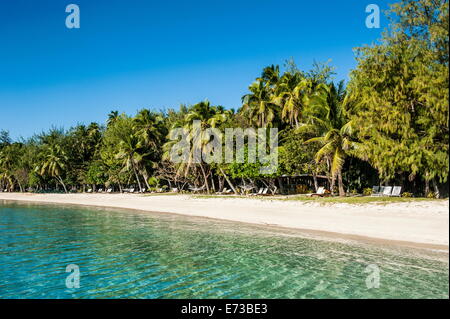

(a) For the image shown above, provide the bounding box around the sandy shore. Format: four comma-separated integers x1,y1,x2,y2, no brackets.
0,193,448,249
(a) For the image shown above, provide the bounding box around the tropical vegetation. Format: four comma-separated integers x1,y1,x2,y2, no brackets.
0,0,448,197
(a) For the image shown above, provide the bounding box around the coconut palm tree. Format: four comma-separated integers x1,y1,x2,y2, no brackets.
272,73,313,127
115,134,148,193
37,144,69,193
302,81,352,196
241,81,278,127
163,100,231,193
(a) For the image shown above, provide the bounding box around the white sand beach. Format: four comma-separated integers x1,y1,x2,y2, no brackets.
0,193,448,249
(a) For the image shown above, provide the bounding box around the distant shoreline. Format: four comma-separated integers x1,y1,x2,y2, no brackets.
0,193,448,251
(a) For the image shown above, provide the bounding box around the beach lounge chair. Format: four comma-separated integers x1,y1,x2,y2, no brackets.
382,186,393,196
188,185,205,193
171,187,179,193
249,188,263,196
87,188,92,193
216,187,228,194
390,186,402,197
97,188,103,193
309,187,330,197
106,188,112,193
129,188,135,193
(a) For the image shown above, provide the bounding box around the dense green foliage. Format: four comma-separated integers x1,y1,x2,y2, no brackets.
0,0,448,197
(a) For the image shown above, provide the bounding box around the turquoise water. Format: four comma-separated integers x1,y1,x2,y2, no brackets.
0,201,448,299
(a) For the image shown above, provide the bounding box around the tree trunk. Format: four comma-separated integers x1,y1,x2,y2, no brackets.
57,176,68,193
431,178,440,199
210,174,216,192
312,173,319,192
219,167,237,194
199,165,210,193
424,178,430,196
337,171,345,196
141,168,151,190
17,180,23,192
277,177,285,194
330,176,336,196
132,164,143,192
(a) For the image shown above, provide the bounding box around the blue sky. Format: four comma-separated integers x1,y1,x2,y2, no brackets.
0,0,390,139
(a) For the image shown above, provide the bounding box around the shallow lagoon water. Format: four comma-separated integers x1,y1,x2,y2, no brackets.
0,200,448,298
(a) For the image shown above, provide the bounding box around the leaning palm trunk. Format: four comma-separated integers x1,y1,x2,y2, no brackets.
219,167,237,194
56,175,68,193
432,178,440,198
337,171,345,196
312,173,319,192
132,163,143,192
141,168,151,190
199,164,210,194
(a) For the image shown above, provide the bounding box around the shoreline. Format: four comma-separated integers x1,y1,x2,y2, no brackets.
0,193,448,251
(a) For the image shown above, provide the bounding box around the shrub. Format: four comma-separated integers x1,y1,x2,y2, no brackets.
401,192,413,198
426,192,436,199
295,185,310,194
363,188,373,196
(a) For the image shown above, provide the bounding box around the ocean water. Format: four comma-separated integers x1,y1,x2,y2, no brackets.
0,200,448,299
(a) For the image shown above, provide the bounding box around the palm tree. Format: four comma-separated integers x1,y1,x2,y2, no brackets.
241,81,278,127
132,109,166,189
303,81,352,196
115,134,147,193
107,111,119,127
272,73,313,127
163,100,230,193
37,144,69,193
133,109,165,149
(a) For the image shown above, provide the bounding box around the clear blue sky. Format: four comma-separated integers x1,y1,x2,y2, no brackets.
0,0,390,139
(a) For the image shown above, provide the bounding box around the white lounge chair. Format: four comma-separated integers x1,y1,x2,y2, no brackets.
309,186,324,196
188,185,205,193
390,186,402,197
97,188,103,193
106,188,113,193
87,188,92,193
129,188,135,193
382,186,393,196
216,187,228,194
250,188,264,196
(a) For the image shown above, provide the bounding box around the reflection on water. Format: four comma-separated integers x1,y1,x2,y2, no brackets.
0,201,448,299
